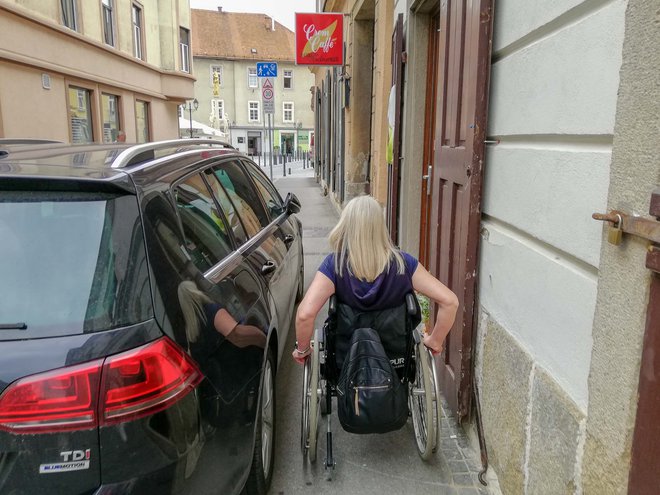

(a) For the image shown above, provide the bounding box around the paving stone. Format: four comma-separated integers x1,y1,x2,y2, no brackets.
452,473,475,486
456,488,481,495
441,447,466,461
447,459,471,474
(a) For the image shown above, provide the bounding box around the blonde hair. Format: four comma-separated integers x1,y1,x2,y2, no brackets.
177,280,212,343
328,195,405,282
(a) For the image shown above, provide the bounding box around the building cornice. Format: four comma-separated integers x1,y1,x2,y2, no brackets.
0,4,195,101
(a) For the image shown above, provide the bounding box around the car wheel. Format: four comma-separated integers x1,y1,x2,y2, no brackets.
245,348,276,495
295,261,304,303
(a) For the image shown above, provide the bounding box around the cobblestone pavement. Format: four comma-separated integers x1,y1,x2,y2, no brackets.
269,176,501,495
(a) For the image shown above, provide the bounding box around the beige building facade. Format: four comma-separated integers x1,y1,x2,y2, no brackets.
191,9,315,155
311,0,394,204
0,0,194,144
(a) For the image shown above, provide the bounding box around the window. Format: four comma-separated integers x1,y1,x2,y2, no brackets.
0,192,151,337
248,101,260,123
283,102,294,123
210,65,223,86
61,0,78,31
283,70,293,89
211,161,270,236
179,27,190,73
211,99,224,121
245,162,284,220
101,0,115,46
68,87,93,144
248,67,258,88
174,174,233,271
203,169,248,245
135,100,149,143
132,4,144,60
101,94,121,143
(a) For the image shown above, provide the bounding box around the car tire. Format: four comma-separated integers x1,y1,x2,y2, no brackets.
245,348,276,495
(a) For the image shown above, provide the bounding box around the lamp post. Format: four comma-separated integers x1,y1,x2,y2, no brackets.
181,98,199,138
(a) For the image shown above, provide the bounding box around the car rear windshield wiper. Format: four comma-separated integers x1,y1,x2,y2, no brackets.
0,323,27,330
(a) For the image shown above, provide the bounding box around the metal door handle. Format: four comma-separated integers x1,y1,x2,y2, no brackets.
261,260,277,275
422,165,432,195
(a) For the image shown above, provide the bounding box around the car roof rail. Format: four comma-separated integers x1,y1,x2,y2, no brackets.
0,138,65,157
110,138,237,169
0,138,65,145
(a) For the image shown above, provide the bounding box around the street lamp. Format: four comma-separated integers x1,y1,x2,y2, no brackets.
181,98,199,138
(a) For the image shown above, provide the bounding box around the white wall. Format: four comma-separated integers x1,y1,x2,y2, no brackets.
480,0,627,412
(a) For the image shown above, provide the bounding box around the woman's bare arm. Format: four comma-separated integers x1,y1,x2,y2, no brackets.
412,263,459,354
292,271,335,364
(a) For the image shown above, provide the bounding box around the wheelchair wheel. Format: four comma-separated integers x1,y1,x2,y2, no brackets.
300,332,321,463
409,337,438,460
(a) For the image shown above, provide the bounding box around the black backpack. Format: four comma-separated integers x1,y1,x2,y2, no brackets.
336,327,409,434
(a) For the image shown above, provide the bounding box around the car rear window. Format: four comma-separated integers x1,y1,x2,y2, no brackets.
0,191,152,340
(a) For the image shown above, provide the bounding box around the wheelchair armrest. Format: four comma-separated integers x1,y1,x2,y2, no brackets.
328,294,337,316
405,293,418,316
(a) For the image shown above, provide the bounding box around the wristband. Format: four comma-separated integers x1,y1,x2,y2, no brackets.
295,342,311,354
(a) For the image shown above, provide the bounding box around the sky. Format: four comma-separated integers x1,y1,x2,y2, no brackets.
190,0,317,31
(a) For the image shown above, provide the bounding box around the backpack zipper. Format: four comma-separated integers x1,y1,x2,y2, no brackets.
352,382,391,416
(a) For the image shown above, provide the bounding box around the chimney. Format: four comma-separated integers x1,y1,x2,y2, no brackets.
264,15,275,31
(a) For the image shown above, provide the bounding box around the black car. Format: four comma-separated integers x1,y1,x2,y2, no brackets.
0,139,304,495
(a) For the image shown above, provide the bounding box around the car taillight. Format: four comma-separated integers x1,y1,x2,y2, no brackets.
0,337,203,434
99,337,202,425
0,360,103,433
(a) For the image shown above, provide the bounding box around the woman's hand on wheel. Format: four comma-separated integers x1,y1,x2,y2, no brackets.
423,334,443,356
291,346,311,365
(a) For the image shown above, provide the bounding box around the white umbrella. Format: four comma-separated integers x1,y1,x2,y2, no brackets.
178,117,227,138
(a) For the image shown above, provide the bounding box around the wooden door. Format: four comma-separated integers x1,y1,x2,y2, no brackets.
419,11,441,267
387,14,405,243
428,0,494,420
628,189,660,494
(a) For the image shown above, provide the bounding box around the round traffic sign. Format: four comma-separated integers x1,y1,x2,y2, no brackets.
263,88,273,100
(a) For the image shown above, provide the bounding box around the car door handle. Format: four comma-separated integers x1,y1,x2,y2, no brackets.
284,234,295,247
261,260,277,275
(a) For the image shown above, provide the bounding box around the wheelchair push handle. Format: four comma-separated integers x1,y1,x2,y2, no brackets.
405,293,418,316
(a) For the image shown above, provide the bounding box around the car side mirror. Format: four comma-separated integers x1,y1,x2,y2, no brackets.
284,193,301,214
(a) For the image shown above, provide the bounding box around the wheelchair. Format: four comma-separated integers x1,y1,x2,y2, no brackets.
300,293,441,468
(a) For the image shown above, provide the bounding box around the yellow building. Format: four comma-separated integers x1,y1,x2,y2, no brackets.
191,9,315,155
0,0,194,143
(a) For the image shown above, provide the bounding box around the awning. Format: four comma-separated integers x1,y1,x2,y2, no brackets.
178,117,227,138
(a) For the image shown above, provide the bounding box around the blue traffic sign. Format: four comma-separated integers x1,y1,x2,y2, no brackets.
256,62,278,78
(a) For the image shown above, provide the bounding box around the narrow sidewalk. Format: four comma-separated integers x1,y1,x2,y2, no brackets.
271,176,498,495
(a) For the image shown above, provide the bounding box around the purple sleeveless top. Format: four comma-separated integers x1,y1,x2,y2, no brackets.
318,252,418,311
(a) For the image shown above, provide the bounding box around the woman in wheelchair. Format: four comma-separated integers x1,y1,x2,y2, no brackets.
294,195,458,465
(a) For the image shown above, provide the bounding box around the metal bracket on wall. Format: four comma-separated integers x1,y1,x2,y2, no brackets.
592,210,660,245
593,188,660,271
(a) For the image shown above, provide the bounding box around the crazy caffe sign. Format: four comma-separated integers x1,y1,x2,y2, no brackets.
295,13,343,66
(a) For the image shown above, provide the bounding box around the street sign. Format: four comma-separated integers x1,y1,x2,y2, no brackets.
295,13,344,66
262,77,274,114
256,62,277,77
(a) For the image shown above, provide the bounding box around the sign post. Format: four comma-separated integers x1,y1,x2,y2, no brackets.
261,77,275,179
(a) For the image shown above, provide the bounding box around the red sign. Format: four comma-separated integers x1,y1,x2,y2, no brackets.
295,13,343,66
